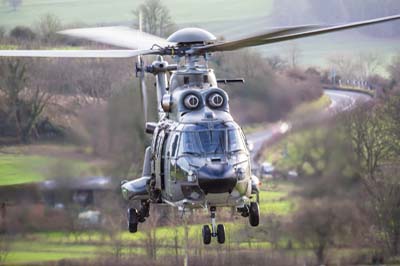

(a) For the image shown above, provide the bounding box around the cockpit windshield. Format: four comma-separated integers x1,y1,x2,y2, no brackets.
178,124,247,156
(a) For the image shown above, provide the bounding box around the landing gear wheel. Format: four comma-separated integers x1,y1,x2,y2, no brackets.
217,224,225,244
202,225,212,245
249,202,260,227
128,208,138,233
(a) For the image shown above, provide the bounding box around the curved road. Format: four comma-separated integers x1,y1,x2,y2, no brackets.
247,89,372,162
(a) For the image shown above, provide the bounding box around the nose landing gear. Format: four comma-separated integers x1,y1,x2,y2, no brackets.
202,206,225,245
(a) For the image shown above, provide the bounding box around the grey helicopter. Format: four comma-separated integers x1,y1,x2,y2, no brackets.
1,13,400,245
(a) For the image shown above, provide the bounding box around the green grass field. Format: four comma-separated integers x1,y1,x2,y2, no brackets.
0,154,54,185
0,151,97,186
0,0,273,29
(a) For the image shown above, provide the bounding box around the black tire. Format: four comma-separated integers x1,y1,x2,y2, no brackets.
217,224,225,244
128,208,138,233
128,222,138,233
249,202,260,227
202,225,212,245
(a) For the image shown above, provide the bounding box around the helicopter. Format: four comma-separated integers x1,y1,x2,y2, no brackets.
0,13,400,245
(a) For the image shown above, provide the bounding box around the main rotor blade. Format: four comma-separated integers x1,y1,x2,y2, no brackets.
60,26,175,50
194,14,400,53
0,49,158,58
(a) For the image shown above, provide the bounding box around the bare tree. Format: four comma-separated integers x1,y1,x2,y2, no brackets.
0,59,55,142
101,213,124,262
0,235,12,264
132,0,176,37
36,13,62,43
357,52,382,80
287,43,301,69
343,98,400,255
0,59,28,140
266,55,288,71
289,200,361,265
328,54,358,81
143,207,162,260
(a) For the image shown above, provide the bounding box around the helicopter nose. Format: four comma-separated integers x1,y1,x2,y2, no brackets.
198,164,237,194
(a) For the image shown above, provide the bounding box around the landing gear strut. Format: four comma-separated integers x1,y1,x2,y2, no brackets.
127,200,150,233
202,206,225,245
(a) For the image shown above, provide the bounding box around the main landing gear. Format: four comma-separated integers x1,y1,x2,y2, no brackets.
202,206,225,245
127,200,150,233
238,202,260,227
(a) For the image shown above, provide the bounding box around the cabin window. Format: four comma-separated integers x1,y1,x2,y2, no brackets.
171,134,179,157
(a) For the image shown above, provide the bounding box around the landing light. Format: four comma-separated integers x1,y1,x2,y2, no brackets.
187,170,197,182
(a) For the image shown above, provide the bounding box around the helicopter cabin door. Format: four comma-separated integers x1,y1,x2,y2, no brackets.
154,129,168,191
164,133,179,198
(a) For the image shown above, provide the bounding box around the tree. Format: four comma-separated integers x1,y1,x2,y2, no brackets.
9,26,36,42
357,53,382,81
0,59,53,142
388,53,400,89
278,122,366,263
328,55,358,81
289,200,361,265
343,97,400,255
132,0,176,37
36,13,62,44
266,55,288,72
0,59,28,140
287,43,301,69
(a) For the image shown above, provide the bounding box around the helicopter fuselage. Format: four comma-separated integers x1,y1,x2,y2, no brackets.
122,63,254,210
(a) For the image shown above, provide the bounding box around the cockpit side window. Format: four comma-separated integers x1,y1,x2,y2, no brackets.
228,129,247,153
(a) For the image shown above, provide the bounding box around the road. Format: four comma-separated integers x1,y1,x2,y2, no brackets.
246,89,372,163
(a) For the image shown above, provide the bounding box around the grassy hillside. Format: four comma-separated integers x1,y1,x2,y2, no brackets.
0,0,273,29
0,145,104,186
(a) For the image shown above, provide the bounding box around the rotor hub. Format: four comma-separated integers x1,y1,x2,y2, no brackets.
167,28,217,45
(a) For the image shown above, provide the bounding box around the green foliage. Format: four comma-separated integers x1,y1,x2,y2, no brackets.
288,94,331,121
9,26,36,41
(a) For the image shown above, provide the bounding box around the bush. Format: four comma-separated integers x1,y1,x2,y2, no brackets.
9,26,36,42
